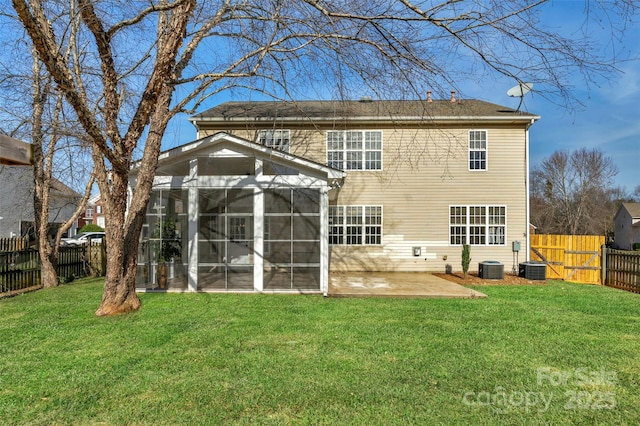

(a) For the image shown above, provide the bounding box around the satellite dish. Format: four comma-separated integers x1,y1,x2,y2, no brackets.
506,82,533,112
507,82,533,97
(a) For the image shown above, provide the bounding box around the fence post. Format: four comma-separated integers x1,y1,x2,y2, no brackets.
601,245,607,286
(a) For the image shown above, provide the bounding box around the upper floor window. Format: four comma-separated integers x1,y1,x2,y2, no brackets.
96,205,102,214
327,130,382,171
86,207,93,218
258,129,290,152
469,130,487,171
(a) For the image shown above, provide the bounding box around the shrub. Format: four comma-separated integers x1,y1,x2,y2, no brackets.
633,242,640,251
79,223,104,233
461,244,471,278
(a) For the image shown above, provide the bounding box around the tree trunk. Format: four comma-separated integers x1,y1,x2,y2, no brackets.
94,82,174,315
40,254,59,288
94,166,143,316
34,181,60,288
94,238,143,315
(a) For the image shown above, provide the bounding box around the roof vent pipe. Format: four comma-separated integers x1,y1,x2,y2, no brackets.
427,91,432,102
450,90,456,102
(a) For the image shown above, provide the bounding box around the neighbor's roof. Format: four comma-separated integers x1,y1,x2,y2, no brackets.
0,134,32,165
190,99,539,124
51,178,82,199
621,202,640,218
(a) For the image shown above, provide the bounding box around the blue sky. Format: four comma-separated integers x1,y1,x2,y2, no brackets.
464,0,640,192
162,1,640,192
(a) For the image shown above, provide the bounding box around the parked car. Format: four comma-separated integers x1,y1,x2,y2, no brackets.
60,232,105,247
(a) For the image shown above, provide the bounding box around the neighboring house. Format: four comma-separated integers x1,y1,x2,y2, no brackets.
132,97,539,294
79,194,106,230
0,165,81,239
613,203,640,250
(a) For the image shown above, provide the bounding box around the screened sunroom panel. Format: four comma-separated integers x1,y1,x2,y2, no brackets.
293,188,320,213
265,189,292,213
293,216,320,240
265,241,292,264
266,216,292,241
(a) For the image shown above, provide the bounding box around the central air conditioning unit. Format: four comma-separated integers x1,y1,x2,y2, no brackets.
519,261,547,280
478,261,504,280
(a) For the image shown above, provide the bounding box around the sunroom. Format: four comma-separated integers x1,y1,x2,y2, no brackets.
132,132,345,294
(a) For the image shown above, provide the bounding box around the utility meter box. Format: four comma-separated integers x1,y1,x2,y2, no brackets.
512,241,521,252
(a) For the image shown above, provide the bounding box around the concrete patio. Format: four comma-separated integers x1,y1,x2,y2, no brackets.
329,272,487,298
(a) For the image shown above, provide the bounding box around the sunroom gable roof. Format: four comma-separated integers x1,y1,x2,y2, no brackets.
135,131,345,181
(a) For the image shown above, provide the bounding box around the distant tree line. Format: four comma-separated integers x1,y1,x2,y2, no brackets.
530,148,638,237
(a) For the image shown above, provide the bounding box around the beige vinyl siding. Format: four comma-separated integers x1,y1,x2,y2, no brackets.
330,125,528,272
197,127,328,164
196,122,529,273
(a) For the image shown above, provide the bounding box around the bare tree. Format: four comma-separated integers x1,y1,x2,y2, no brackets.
5,0,637,315
31,47,96,288
1,13,96,288
530,148,619,235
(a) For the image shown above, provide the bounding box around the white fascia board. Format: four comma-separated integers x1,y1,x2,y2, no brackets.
189,175,330,188
147,174,330,189
191,115,541,126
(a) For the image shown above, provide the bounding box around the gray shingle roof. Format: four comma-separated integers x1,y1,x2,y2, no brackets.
622,203,640,218
191,99,538,123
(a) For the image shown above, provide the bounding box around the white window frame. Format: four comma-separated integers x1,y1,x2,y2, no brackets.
468,130,487,171
449,205,506,246
326,130,382,171
258,129,290,152
329,205,382,245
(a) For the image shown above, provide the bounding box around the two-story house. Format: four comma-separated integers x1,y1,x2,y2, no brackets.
613,203,640,250
131,97,539,294
79,194,106,230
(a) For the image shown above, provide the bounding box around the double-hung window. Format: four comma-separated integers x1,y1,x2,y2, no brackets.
449,205,506,245
469,130,487,171
329,205,382,245
327,130,382,170
258,129,290,152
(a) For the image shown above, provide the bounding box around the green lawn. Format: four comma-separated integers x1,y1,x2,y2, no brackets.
1,278,639,425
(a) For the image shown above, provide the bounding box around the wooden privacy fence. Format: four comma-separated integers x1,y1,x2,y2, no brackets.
0,236,29,252
0,249,40,293
0,243,105,295
603,248,640,294
530,234,605,284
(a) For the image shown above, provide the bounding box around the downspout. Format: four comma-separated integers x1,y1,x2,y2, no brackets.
525,118,534,261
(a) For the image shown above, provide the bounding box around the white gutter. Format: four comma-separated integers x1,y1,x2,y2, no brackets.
189,115,541,124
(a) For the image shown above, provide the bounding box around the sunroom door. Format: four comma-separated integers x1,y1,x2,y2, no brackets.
198,189,254,290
